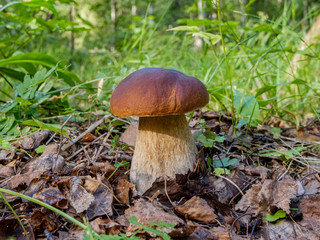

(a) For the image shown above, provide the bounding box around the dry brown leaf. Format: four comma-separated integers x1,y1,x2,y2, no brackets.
86,183,113,219
90,217,107,234
30,210,58,234
0,165,14,179
81,132,95,142
33,187,68,209
115,178,135,205
0,217,35,240
84,176,100,193
41,143,59,156
7,171,43,189
300,195,320,237
235,183,262,214
119,121,138,146
243,165,271,180
176,196,217,223
7,154,65,189
236,176,298,214
302,176,320,195
125,198,193,238
58,227,85,240
266,220,318,240
0,150,15,164
67,177,94,213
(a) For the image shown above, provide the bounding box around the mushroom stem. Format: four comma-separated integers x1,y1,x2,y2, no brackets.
130,114,197,194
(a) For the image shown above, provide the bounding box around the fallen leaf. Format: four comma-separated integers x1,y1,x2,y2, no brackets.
41,143,59,156
115,179,135,205
87,183,113,219
0,218,35,240
119,121,138,146
58,227,85,240
33,187,68,209
0,150,15,164
68,177,94,213
125,198,194,238
236,176,298,215
176,196,217,223
243,165,271,180
89,217,107,234
81,132,95,142
266,220,318,240
0,165,14,179
7,154,65,189
300,195,320,237
30,209,58,234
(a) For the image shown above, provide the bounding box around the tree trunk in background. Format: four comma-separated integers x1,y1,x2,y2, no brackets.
194,0,204,50
69,2,75,69
132,0,137,16
111,0,117,49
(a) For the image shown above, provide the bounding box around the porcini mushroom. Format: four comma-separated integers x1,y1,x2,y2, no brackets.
110,68,209,194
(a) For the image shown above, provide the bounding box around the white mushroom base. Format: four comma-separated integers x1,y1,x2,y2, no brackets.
130,114,197,195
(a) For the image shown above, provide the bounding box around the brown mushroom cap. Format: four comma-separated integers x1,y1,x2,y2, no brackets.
110,68,209,117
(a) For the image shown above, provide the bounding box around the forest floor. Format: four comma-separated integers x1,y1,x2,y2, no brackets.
1,111,320,240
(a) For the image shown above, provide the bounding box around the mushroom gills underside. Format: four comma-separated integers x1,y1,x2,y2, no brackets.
130,114,197,194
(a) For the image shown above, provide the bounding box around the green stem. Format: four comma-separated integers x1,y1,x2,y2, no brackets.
0,188,87,230
0,192,30,240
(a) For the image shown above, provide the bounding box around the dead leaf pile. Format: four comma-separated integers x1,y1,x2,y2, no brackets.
1,112,320,239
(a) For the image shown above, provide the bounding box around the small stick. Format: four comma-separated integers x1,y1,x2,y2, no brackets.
92,126,114,162
65,131,109,161
62,115,109,151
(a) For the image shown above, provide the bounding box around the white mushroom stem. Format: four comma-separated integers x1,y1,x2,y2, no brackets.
130,114,197,194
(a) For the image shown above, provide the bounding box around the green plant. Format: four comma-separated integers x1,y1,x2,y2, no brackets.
0,188,174,240
264,210,287,222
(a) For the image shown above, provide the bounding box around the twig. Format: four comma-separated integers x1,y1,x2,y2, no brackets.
66,131,109,161
216,174,244,196
62,115,109,151
250,218,261,240
164,178,175,207
44,229,55,240
92,126,113,162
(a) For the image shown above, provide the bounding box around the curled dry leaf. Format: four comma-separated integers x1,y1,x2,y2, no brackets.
125,198,194,238
0,165,14,179
0,150,15,164
175,196,217,223
68,177,94,213
81,132,95,142
7,154,65,189
236,176,298,215
87,183,113,219
119,121,138,146
90,217,108,234
115,178,135,205
33,187,68,209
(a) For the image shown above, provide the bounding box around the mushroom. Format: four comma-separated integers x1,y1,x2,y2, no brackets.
110,68,209,194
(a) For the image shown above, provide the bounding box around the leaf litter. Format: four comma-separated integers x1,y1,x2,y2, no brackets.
0,111,320,239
